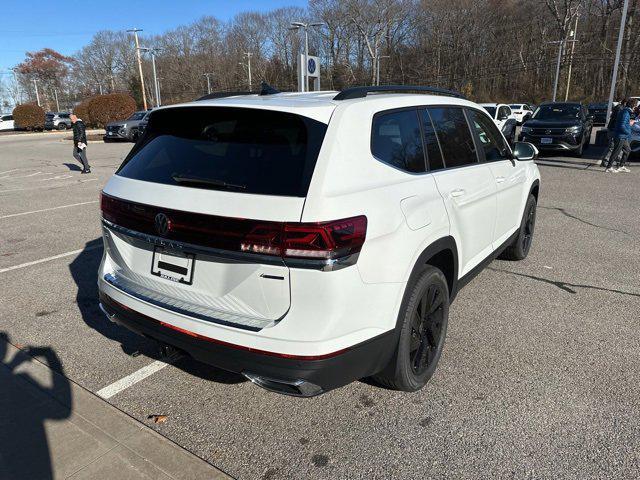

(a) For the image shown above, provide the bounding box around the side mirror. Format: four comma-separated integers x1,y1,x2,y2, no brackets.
513,141,537,161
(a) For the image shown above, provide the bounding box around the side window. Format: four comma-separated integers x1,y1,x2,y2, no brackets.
371,109,425,173
498,106,509,120
420,109,445,171
427,107,478,168
468,109,510,162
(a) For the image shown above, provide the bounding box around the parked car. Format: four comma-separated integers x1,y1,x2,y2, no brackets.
509,104,534,125
104,111,149,142
97,85,540,397
587,103,608,125
480,103,517,144
45,112,72,130
519,102,593,157
0,114,14,131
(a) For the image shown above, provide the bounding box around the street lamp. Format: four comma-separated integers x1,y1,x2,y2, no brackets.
138,47,161,108
290,21,324,92
203,72,214,94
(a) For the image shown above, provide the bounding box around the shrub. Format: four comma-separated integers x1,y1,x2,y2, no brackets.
73,98,93,126
12,103,45,131
87,93,137,128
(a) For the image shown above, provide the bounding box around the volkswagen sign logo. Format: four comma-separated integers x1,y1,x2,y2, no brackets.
307,58,316,75
154,213,171,237
545,129,552,134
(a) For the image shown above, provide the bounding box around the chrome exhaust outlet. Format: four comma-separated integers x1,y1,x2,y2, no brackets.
243,372,323,397
99,302,117,323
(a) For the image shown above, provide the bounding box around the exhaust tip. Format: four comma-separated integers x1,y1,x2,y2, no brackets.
243,372,323,397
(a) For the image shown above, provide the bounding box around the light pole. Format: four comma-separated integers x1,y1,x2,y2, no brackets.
548,36,577,102
127,28,147,110
53,88,60,111
203,73,214,94
33,78,40,106
241,52,253,91
376,55,390,86
139,47,161,107
606,0,630,123
564,12,580,101
290,21,324,92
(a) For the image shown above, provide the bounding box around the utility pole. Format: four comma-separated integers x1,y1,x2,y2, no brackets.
203,73,214,94
33,79,40,106
12,68,21,104
128,28,147,110
564,12,580,101
376,55,390,86
549,36,577,102
139,47,160,107
606,0,630,123
290,21,324,92
53,88,60,111
244,52,253,91
98,83,103,95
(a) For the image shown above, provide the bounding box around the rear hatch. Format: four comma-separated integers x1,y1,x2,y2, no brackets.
101,105,330,331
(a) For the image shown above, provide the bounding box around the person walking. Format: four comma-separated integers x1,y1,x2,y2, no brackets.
70,113,90,174
605,98,633,173
601,100,622,167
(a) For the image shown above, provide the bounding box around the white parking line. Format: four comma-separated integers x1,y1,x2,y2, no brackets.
0,244,102,274
96,360,173,399
0,177,98,193
0,200,98,219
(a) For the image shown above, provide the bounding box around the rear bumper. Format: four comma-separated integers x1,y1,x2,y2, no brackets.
99,291,396,396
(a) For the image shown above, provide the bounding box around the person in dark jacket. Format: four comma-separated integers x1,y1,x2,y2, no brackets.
601,100,622,166
605,99,633,173
70,113,90,174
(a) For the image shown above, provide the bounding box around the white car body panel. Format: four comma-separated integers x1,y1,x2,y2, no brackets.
0,115,14,131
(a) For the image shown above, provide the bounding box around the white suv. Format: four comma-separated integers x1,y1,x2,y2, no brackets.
98,86,540,397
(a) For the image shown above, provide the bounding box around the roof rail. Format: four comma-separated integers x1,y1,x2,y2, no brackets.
333,85,465,101
196,91,253,101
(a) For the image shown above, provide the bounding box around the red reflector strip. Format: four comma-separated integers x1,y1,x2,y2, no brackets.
106,295,348,360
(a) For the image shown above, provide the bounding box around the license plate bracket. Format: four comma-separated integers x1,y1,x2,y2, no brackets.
541,137,553,144
151,247,195,285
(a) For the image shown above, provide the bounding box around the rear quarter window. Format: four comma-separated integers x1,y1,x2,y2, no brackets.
371,109,426,173
117,106,327,197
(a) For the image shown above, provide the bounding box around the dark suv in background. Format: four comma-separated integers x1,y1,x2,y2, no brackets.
519,102,593,157
104,111,149,142
587,103,608,125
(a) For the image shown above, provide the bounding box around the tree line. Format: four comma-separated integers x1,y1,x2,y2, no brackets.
4,0,640,112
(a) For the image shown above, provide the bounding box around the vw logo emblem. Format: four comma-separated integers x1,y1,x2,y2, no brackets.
154,213,171,236
307,58,316,74
545,129,552,134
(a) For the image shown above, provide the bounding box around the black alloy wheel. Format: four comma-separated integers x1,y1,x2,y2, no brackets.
409,284,446,375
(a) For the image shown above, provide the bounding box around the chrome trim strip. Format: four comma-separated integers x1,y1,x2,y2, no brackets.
102,218,358,271
102,273,263,332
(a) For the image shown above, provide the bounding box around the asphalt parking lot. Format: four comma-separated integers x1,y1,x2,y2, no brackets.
1,132,639,479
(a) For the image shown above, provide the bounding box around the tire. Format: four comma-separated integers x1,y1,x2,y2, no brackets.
500,194,537,261
57,123,67,130
574,137,584,157
373,266,449,391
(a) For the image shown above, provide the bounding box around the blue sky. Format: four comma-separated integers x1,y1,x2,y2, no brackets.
0,0,308,70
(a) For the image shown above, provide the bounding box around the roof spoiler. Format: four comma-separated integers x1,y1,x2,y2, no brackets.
333,85,465,101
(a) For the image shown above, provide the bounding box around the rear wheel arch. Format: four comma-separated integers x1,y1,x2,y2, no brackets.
404,237,458,313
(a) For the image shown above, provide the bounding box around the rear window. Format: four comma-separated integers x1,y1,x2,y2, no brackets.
117,107,327,197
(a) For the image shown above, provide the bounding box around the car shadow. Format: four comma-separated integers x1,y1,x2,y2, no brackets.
68,239,245,385
62,162,82,172
0,332,71,480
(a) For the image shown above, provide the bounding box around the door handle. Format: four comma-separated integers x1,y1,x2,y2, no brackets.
495,176,506,184
450,189,466,198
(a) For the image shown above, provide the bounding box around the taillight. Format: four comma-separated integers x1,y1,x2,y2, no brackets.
283,216,367,259
101,192,367,267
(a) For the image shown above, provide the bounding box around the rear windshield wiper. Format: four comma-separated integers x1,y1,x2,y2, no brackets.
171,174,246,191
